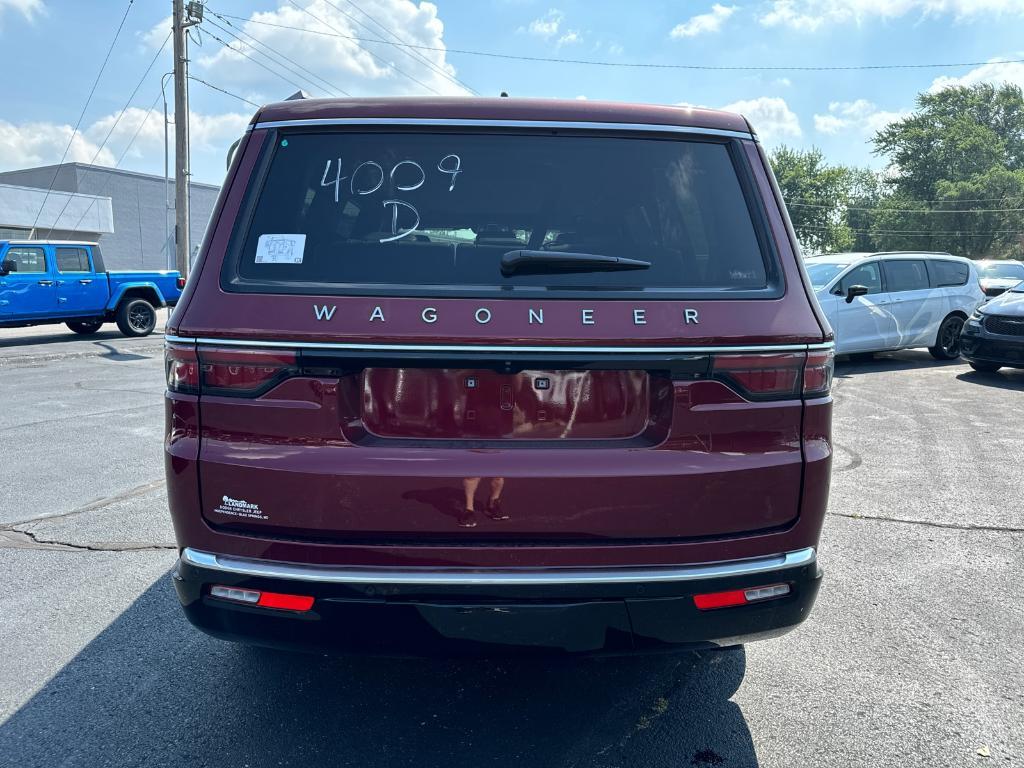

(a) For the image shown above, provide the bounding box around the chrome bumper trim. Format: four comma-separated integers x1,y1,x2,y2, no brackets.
180,547,816,586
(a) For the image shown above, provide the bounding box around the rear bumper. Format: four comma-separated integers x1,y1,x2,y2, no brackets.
173,547,822,655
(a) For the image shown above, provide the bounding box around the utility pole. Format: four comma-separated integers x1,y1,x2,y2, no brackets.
172,0,202,279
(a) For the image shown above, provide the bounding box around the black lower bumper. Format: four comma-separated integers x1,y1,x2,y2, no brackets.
961,330,1024,369
173,549,822,656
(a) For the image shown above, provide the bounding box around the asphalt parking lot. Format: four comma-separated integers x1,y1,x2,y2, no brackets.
0,326,1021,768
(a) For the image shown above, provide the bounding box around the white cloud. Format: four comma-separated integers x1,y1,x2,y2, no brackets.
812,99,909,136
929,57,1024,92
760,0,1024,31
813,114,846,134
196,0,468,98
0,0,44,24
0,108,249,176
557,29,582,46
719,96,802,142
141,15,171,49
670,4,737,38
526,8,563,39
0,120,115,170
86,108,250,156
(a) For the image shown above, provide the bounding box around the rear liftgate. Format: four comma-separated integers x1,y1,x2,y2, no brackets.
167,340,832,543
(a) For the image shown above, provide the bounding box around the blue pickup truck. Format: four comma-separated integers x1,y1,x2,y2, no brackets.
0,240,183,337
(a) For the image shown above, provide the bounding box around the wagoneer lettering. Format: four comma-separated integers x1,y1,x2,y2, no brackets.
313,302,702,327
167,97,832,655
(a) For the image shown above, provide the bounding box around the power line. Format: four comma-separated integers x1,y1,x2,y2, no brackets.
789,201,1024,214
44,32,171,239
31,0,136,233
188,75,261,108
66,90,165,237
206,10,350,96
203,14,350,97
327,0,478,94
801,223,1023,236
283,0,442,95
202,25,317,97
213,12,1024,74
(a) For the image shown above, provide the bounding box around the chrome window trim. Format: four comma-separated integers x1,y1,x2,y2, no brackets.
249,117,754,140
181,546,815,586
165,334,833,355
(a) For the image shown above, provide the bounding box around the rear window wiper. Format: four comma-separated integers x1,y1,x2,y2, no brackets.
501,250,651,276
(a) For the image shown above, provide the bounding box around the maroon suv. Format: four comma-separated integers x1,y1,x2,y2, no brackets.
165,97,833,655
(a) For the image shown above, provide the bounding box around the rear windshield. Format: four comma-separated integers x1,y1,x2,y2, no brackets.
979,262,1024,280
227,130,776,297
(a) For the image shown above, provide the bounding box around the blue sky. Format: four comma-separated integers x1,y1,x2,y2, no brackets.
1,0,1023,185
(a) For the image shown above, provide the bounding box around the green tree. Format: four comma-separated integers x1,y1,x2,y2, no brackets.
872,83,1024,258
770,146,875,254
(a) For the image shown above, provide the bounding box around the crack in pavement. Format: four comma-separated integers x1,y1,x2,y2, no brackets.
829,510,1024,533
0,528,175,553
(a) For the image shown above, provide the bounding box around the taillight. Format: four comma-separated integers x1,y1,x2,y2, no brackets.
176,276,186,289
803,349,834,397
712,350,833,401
165,344,297,397
165,343,199,394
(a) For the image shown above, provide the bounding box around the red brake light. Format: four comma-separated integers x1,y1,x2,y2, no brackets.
165,345,297,396
176,276,186,289
712,350,833,401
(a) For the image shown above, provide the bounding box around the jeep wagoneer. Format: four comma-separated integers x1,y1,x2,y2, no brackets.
165,97,833,655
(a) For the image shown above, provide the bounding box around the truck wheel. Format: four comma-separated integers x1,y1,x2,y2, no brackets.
928,315,965,360
116,298,157,337
66,320,104,335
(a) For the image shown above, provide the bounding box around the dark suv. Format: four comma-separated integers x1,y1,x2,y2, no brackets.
165,97,833,655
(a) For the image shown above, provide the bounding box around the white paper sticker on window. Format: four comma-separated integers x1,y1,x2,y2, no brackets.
255,234,306,264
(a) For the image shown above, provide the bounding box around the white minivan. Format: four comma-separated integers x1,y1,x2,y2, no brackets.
805,252,984,359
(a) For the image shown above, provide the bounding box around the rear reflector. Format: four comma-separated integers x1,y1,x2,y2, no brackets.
210,585,315,612
693,583,791,610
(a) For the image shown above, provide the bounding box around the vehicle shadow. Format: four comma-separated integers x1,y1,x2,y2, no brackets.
0,572,759,768
0,328,130,348
834,349,963,378
93,341,151,362
956,368,1024,391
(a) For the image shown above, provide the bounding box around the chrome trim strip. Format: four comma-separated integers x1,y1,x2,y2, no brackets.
164,334,833,355
251,117,753,140
181,547,815,586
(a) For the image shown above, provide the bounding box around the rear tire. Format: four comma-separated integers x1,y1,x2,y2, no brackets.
969,361,1002,373
116,298,157,337
66,319,104,335
928,315,965,360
